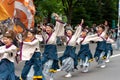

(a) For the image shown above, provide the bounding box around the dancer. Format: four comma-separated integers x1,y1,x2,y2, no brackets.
18,28,44,80
105,33,114,63
0,30,19,80
59,19,83,78
94,24,108,68
77,28,94,73
42,13,65,80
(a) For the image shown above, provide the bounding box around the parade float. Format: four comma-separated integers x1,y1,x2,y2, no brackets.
0,0,35,33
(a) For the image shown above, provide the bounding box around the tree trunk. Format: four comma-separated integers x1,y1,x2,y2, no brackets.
47,12,52,23
67,8,72,24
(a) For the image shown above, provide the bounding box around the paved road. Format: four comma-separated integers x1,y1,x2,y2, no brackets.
15,43,120,80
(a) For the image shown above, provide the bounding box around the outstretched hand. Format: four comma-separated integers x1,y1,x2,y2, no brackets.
80,19,84,25
52,13,61,20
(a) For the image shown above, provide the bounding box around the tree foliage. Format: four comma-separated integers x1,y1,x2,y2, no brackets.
34,0,118,27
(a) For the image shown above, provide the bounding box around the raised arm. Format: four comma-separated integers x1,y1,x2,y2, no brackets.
73,19,84,39
53,19,66,37
101,26,109,38
51,13,65,36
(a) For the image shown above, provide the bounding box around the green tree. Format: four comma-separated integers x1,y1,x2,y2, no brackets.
101,0,118,27
34,0,63,24
61,0,80,24
34,0,118,27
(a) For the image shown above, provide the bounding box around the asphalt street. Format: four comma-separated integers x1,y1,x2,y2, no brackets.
15,43,120,80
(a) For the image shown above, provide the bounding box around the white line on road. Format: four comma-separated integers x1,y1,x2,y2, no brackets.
111,54,120,58
58,51,120,58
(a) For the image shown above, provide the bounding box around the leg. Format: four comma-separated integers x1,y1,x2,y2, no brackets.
0,60,10,80
99,51,106,68
42,60,53,80
7,62,16,80
80,59,84,68
64,57,74,78
94,50,102,62
21,60,33,80
33,55,43,79
106,50,111,63
82,57,89,73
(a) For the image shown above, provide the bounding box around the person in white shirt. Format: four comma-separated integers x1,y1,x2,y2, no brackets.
18,28,44,80
41,13,65,80
105,33,114,63
0,30,19,80
59,19,83,78
76,28,95,73
93,25,108,68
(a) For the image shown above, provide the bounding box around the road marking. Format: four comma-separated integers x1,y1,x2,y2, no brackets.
58,51,120,58
111,54,120,58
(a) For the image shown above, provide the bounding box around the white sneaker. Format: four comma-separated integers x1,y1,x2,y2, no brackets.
57,69,61,72
105,59,110,63
82,69,88,73
65,73,72,78
82,66,88,73
100,64,106,68
50,78,54,80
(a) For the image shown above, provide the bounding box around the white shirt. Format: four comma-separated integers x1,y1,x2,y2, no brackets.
20,38,40,61
42,21,65,45
0,44,17,62
67,25,82,46
76,35,99,45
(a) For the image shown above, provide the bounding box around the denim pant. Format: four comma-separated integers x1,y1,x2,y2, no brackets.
21,52,45,80
0,59,19,80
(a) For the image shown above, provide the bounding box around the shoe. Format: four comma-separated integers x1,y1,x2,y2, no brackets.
82,69,88,73
19,77,22,80
74,66,78,70
65,73,72,78
100,64,106,68
105,59,110,63
82,66,88,73
50,78,54,80
57,69,61,72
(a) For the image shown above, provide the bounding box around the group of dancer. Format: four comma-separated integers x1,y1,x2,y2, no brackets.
0,13,114,80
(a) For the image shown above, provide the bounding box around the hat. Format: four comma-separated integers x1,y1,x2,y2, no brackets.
46,23,54,29
3,30,15,40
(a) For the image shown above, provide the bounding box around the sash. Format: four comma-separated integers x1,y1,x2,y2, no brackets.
66,36,72,45
97,32,106,41
46,33,53,44
80,36,86,44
